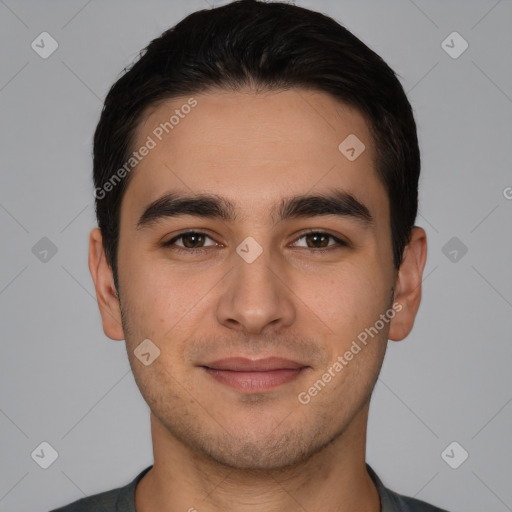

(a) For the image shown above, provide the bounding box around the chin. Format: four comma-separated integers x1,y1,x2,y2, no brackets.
185,424,335,472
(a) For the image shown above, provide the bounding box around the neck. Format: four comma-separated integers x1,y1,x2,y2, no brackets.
135,404,380,512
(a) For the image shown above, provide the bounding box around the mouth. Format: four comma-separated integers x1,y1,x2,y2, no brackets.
199,357,309,392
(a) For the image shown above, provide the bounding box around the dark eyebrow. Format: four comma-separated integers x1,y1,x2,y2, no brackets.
136,193,236,229
276,190,372,225
136,189,372,230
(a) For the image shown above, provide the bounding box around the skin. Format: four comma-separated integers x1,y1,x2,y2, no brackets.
89,87,427,512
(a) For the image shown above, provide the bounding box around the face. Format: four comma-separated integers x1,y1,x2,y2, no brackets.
90,87,425,471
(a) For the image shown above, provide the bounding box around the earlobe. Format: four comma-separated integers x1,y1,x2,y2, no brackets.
388,227,427,342
88,227,125,341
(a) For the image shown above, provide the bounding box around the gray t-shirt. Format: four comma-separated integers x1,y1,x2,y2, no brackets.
49,464,449,512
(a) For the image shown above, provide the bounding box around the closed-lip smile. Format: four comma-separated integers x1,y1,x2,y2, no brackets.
200,357,309,392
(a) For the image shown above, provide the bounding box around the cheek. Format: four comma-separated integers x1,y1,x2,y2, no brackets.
301,260,389,335
119,252,215,345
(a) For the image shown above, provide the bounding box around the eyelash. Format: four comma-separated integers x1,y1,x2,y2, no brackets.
162,230,348,255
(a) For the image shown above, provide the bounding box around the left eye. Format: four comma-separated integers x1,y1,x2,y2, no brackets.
292,232,346,250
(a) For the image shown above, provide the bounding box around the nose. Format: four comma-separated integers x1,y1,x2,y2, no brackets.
216,248,296,335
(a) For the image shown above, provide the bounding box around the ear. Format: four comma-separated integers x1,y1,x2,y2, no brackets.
388,227,427,342
88,227,125,340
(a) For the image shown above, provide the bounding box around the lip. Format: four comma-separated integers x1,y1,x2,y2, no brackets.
204,357,305,371
200,357,308,392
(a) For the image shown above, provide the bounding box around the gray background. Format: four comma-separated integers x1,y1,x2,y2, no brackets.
1,0,511,511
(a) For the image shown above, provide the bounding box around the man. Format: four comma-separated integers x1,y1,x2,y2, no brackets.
51,1,449,510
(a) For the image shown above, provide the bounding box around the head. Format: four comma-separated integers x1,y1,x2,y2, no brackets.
89,0,427,471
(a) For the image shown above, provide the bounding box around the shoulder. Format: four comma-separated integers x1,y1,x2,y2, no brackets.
48,487,120,512
49,465,152,512
366,464,450,512
388,492,450,512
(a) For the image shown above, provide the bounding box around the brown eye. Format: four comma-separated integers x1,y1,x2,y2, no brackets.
292,231,347,251
164,231,218,251
179,232,207,248
305,233,330,248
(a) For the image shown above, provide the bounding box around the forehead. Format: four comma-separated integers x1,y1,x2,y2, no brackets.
122,87,387,224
